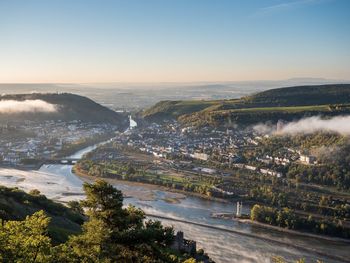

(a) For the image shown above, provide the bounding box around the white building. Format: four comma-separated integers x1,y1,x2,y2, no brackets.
193,152,209,161
300,155,317,164
236,202,243,217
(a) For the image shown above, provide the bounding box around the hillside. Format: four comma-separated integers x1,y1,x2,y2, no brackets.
0,93,128,129
245,84,350,107
142,99,220,121
0,185,83,244
0,181,211,262
142,84,350,127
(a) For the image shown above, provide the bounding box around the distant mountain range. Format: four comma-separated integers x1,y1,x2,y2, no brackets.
2,84,350,129
1,79,349,111
142,84,350,127
0,93,128,129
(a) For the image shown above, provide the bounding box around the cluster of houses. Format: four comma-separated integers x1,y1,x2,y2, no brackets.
117,122,259,164
113,121,320,181
232,163,283,178
0,121,116,165
256,151,317,166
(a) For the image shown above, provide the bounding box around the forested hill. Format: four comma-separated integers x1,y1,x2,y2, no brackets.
0,93,128,129
0,181,211,262
246,84,350,107
142,84,350,127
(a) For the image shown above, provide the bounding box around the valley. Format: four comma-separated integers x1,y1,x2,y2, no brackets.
1,84,350,262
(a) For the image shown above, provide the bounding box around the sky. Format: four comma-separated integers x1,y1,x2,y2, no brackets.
0,0,349,83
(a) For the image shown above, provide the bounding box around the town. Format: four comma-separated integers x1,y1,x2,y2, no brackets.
75,118,350,241
112,120,317,183
0,120,118,166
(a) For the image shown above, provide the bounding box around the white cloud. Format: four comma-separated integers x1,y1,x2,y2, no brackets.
0,100,57,113
279,115,350,135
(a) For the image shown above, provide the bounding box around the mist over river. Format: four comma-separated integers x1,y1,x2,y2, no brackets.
0,145,349,263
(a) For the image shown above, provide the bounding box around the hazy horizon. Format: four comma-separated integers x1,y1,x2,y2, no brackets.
1,0,349,83
2,78,349,111
1,77,349,86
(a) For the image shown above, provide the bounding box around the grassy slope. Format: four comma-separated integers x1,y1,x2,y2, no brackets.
142,100,220,120
0,185,83,244
142,84,350,127
246,84,350,106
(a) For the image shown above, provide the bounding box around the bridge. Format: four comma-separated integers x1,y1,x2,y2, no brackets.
42,158,80,165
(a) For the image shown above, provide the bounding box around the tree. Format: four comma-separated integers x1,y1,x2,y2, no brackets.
80,179,130,231
29,189,41,196
0,210,52,263
272,256,286,263
183,258,197,263
56,180,177,262
0,180,195,262
272,257,313,263
54,218,113,263
250,204,262,221
67,201,83,215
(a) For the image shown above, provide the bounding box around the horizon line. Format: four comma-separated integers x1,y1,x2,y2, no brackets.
0,78,349,86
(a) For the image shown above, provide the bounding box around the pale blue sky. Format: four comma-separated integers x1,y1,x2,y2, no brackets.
0,0,349,83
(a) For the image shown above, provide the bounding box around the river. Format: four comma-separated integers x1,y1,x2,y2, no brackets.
0,144,349,263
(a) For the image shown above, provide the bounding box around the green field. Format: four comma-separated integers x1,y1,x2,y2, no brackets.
142,84,350,127
222,104,332,113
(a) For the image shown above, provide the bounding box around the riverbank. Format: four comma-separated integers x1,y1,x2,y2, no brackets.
74,168,350,246
0,133,116,171
73,167,231,204
0,164,41,171
236,218,350,244
211,212,350,244
147,214,350,263
1,157,349,262
57,132,116,158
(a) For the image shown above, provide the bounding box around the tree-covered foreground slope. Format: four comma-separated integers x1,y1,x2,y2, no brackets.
0,180,211,263
0,185,83,244
142,84,350,127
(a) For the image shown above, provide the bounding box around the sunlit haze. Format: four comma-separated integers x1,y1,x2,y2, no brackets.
1,2,350,262
0,0,349,83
